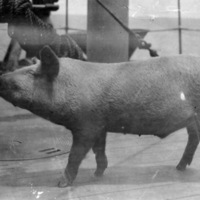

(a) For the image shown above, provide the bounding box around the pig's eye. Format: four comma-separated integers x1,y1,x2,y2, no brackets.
26,69,38,78
31,70,43,78
28,70,35,76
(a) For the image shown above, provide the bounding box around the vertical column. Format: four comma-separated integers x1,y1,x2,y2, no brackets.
87,0,129,63
65,0,68,32
177,0,182,54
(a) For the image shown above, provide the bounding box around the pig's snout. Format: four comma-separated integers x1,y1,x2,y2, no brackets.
0,76,9,93
0,76,6,91
0,75,17,94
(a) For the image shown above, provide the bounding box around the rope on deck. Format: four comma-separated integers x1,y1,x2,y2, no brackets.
96,0,158,57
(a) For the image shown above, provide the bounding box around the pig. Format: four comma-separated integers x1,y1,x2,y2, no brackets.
0,46,200,187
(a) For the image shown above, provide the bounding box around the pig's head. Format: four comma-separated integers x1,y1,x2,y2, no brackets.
0,46,62,119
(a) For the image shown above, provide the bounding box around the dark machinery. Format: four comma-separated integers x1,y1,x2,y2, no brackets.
0,0,157,73
0,0,85,72
1,0,60,72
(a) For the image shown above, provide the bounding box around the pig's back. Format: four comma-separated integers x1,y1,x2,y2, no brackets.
61,56,200,136
92,55,200,136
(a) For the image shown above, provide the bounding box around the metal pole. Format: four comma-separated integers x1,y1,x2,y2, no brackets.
65,0,68,32
178,0,182,54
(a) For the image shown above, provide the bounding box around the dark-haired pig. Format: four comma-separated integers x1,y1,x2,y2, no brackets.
0,46,200,187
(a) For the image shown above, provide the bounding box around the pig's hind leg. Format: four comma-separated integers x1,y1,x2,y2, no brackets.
176,114,200,171
92,131,108,177
58,133,96,187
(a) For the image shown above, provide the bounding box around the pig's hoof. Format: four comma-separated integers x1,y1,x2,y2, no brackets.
94,169,104,177
176,162,187,171
58,176,72,188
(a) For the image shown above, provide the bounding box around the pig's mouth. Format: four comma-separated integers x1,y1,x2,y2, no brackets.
0,80,8,95
0,86,28,108
0,80,12,94
0,76,17,104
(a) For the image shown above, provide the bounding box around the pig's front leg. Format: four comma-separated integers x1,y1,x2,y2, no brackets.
58,132,96,187
92,131,108,177
176,114,200,170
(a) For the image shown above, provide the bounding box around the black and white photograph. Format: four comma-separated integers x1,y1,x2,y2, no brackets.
0,0,200,199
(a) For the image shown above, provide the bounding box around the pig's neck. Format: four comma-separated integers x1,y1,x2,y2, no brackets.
23,74,79,130
25,99,77,131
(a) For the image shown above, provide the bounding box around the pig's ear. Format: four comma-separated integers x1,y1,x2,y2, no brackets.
39,46,59,79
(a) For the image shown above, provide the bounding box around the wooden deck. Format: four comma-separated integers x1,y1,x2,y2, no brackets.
0,98,200,200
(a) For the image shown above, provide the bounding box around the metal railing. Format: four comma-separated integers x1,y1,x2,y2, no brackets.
0,0,200,56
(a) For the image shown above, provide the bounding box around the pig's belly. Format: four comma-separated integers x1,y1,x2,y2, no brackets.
106,114,189,138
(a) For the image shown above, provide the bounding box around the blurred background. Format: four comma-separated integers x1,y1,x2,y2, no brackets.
52,0,200,59
1,0,200,61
